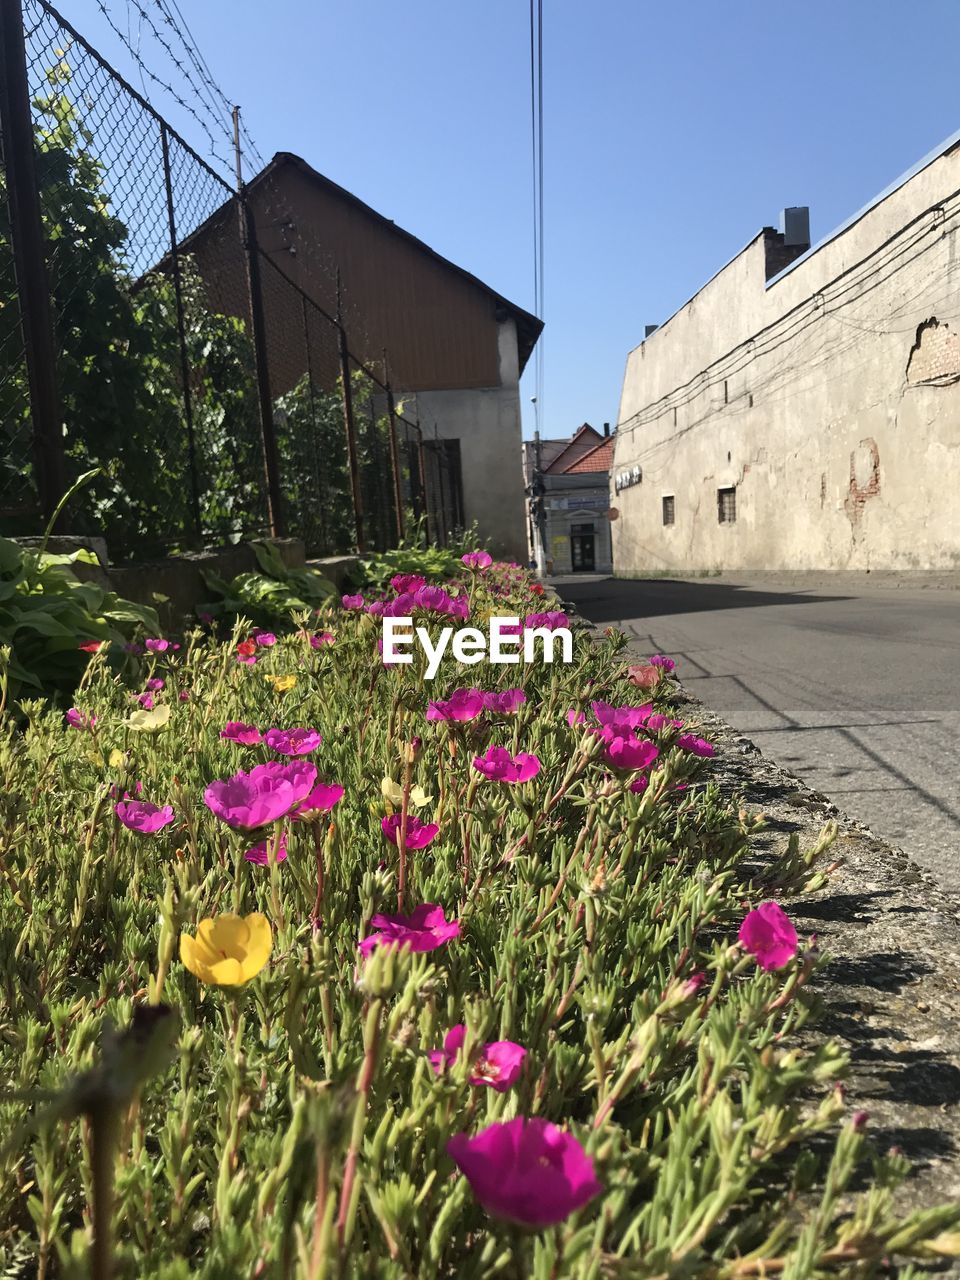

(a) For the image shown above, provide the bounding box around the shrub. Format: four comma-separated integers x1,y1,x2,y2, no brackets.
0,560,956,1275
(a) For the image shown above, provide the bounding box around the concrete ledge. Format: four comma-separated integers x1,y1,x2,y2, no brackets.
306,555,360,590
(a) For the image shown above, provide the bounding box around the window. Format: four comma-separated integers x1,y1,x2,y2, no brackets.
571,522,595,535
662,495,675,526
717,486,737,524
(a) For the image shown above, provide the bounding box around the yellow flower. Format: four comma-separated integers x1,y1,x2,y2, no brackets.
380,777,434,808
125,704,171,731
180,913,272,986
108,748,125,769
265,674,297,693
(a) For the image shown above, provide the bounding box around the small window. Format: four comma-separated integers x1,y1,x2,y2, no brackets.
662,495,675,526
571,522,595,534
717,486,737,524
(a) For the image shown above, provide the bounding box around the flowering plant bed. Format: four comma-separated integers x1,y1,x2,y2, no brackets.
0,559,958,1277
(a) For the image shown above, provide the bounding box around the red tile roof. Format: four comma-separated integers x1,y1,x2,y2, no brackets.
543,424,604,474
562,437,613,474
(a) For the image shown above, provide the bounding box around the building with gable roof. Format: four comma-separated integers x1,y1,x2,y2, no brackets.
523,423,614,573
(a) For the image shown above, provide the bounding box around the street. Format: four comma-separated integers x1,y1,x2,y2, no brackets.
556,574,960,891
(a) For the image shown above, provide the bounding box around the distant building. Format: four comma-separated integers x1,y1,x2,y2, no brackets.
179,153,542,560
523,423,614,573
612,130,960,572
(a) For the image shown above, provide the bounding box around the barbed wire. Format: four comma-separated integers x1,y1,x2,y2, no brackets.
92,0,235,176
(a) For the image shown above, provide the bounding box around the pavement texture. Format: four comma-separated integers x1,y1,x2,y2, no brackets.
680,689,960,1243
554,573,960,892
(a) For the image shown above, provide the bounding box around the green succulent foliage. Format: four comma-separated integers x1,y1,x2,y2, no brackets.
350,519,488,588
0,535,158,708
198,539,336,629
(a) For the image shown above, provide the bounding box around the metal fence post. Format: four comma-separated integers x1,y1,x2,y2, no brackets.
336,271,365,553
160,123,203,541
232,108,284,539
0,0,67,525
382,351,404,543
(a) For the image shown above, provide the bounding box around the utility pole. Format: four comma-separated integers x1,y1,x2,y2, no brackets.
530,425,547,576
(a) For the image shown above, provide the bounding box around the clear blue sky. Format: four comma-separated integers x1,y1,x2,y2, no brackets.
50,0,960,439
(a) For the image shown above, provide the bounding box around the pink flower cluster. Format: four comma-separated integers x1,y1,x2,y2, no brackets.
220,722,322,756
472,745,541,783
359,903,460,956
203,761,317,830
426,688,526,722
381,813,439,849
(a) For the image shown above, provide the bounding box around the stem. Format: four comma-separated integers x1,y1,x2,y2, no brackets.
89,1101,120,1280
336,999,383,1248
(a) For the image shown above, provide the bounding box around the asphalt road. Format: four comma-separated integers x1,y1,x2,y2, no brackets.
555,574,960,891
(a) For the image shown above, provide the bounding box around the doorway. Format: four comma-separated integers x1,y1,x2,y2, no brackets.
570,523,596,572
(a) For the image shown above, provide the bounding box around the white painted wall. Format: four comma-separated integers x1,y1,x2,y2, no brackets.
401,318,528,562
612,142,960,571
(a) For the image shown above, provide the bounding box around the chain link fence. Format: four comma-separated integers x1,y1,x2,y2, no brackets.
0,0,462,562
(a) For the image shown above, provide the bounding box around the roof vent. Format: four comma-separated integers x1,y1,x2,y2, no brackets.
780,206,810,248
644,324,659,338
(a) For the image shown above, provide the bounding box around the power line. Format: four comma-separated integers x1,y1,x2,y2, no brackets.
529,0,544,433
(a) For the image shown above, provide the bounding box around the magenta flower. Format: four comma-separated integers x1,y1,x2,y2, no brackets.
144,638,170,653
446,1118,601,1227
114,799,175,834
524,610,568,630
145,677,165,692
428,1025,526,1091
244,832,289,865
264,726,322,756
472,746,541,784
178,690,191,702
630,774,649,794
603,736,660,772
462,551,493,570
358,903,460,957
365,599,386,617
220,721,263,745
342,593,364,609
566,708,587,727
414,584,452,613
426,688,486,722
738,901,799,971
310,631,335,648
204,761,317,830
591,701,652,735
677,734,715,757
65,708,96,731
291,781,345,820
391,574,426,594
136,694,155,710
381,813,440,849
483,689,526,715
650,654,677,671
646,712,685,732
252,629,277,647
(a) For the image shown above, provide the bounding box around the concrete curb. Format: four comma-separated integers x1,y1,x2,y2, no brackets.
680,685,960,1231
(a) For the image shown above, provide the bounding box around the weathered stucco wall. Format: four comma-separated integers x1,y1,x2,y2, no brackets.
612,141,960,571
401,319,528,561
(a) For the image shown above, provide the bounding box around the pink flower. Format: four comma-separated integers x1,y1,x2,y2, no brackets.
264,726,322,756
78,640,103,653
591,701,652,735
472,746,541,784
414,584,452,613
603,737,660,772
291,781,345,819
365,599,386,617
428,1025,526,1091
114,799,175,834
244,832,289,865
677,734,715,757
381,813,440,849
136,694,154,710
738,901,798,971
204,761,317,830
358,903,459,957
627,663,661,689
310,631,335,648
252,629,276,648
483,689,526,715
629,774,649,794
342,593,365,609
566,708,587,727
65,708,95,731
646,712,684,732
650,654,676,672
220,722,263,745
391,574,425,594
179,690,191,702
446,1118,601,1227
524,610,568,630
426,688,486,722
462,551,493,570
145,677,165,692
144,638,170,653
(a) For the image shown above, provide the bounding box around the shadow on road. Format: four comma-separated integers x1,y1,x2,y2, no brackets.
555,575,855,623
